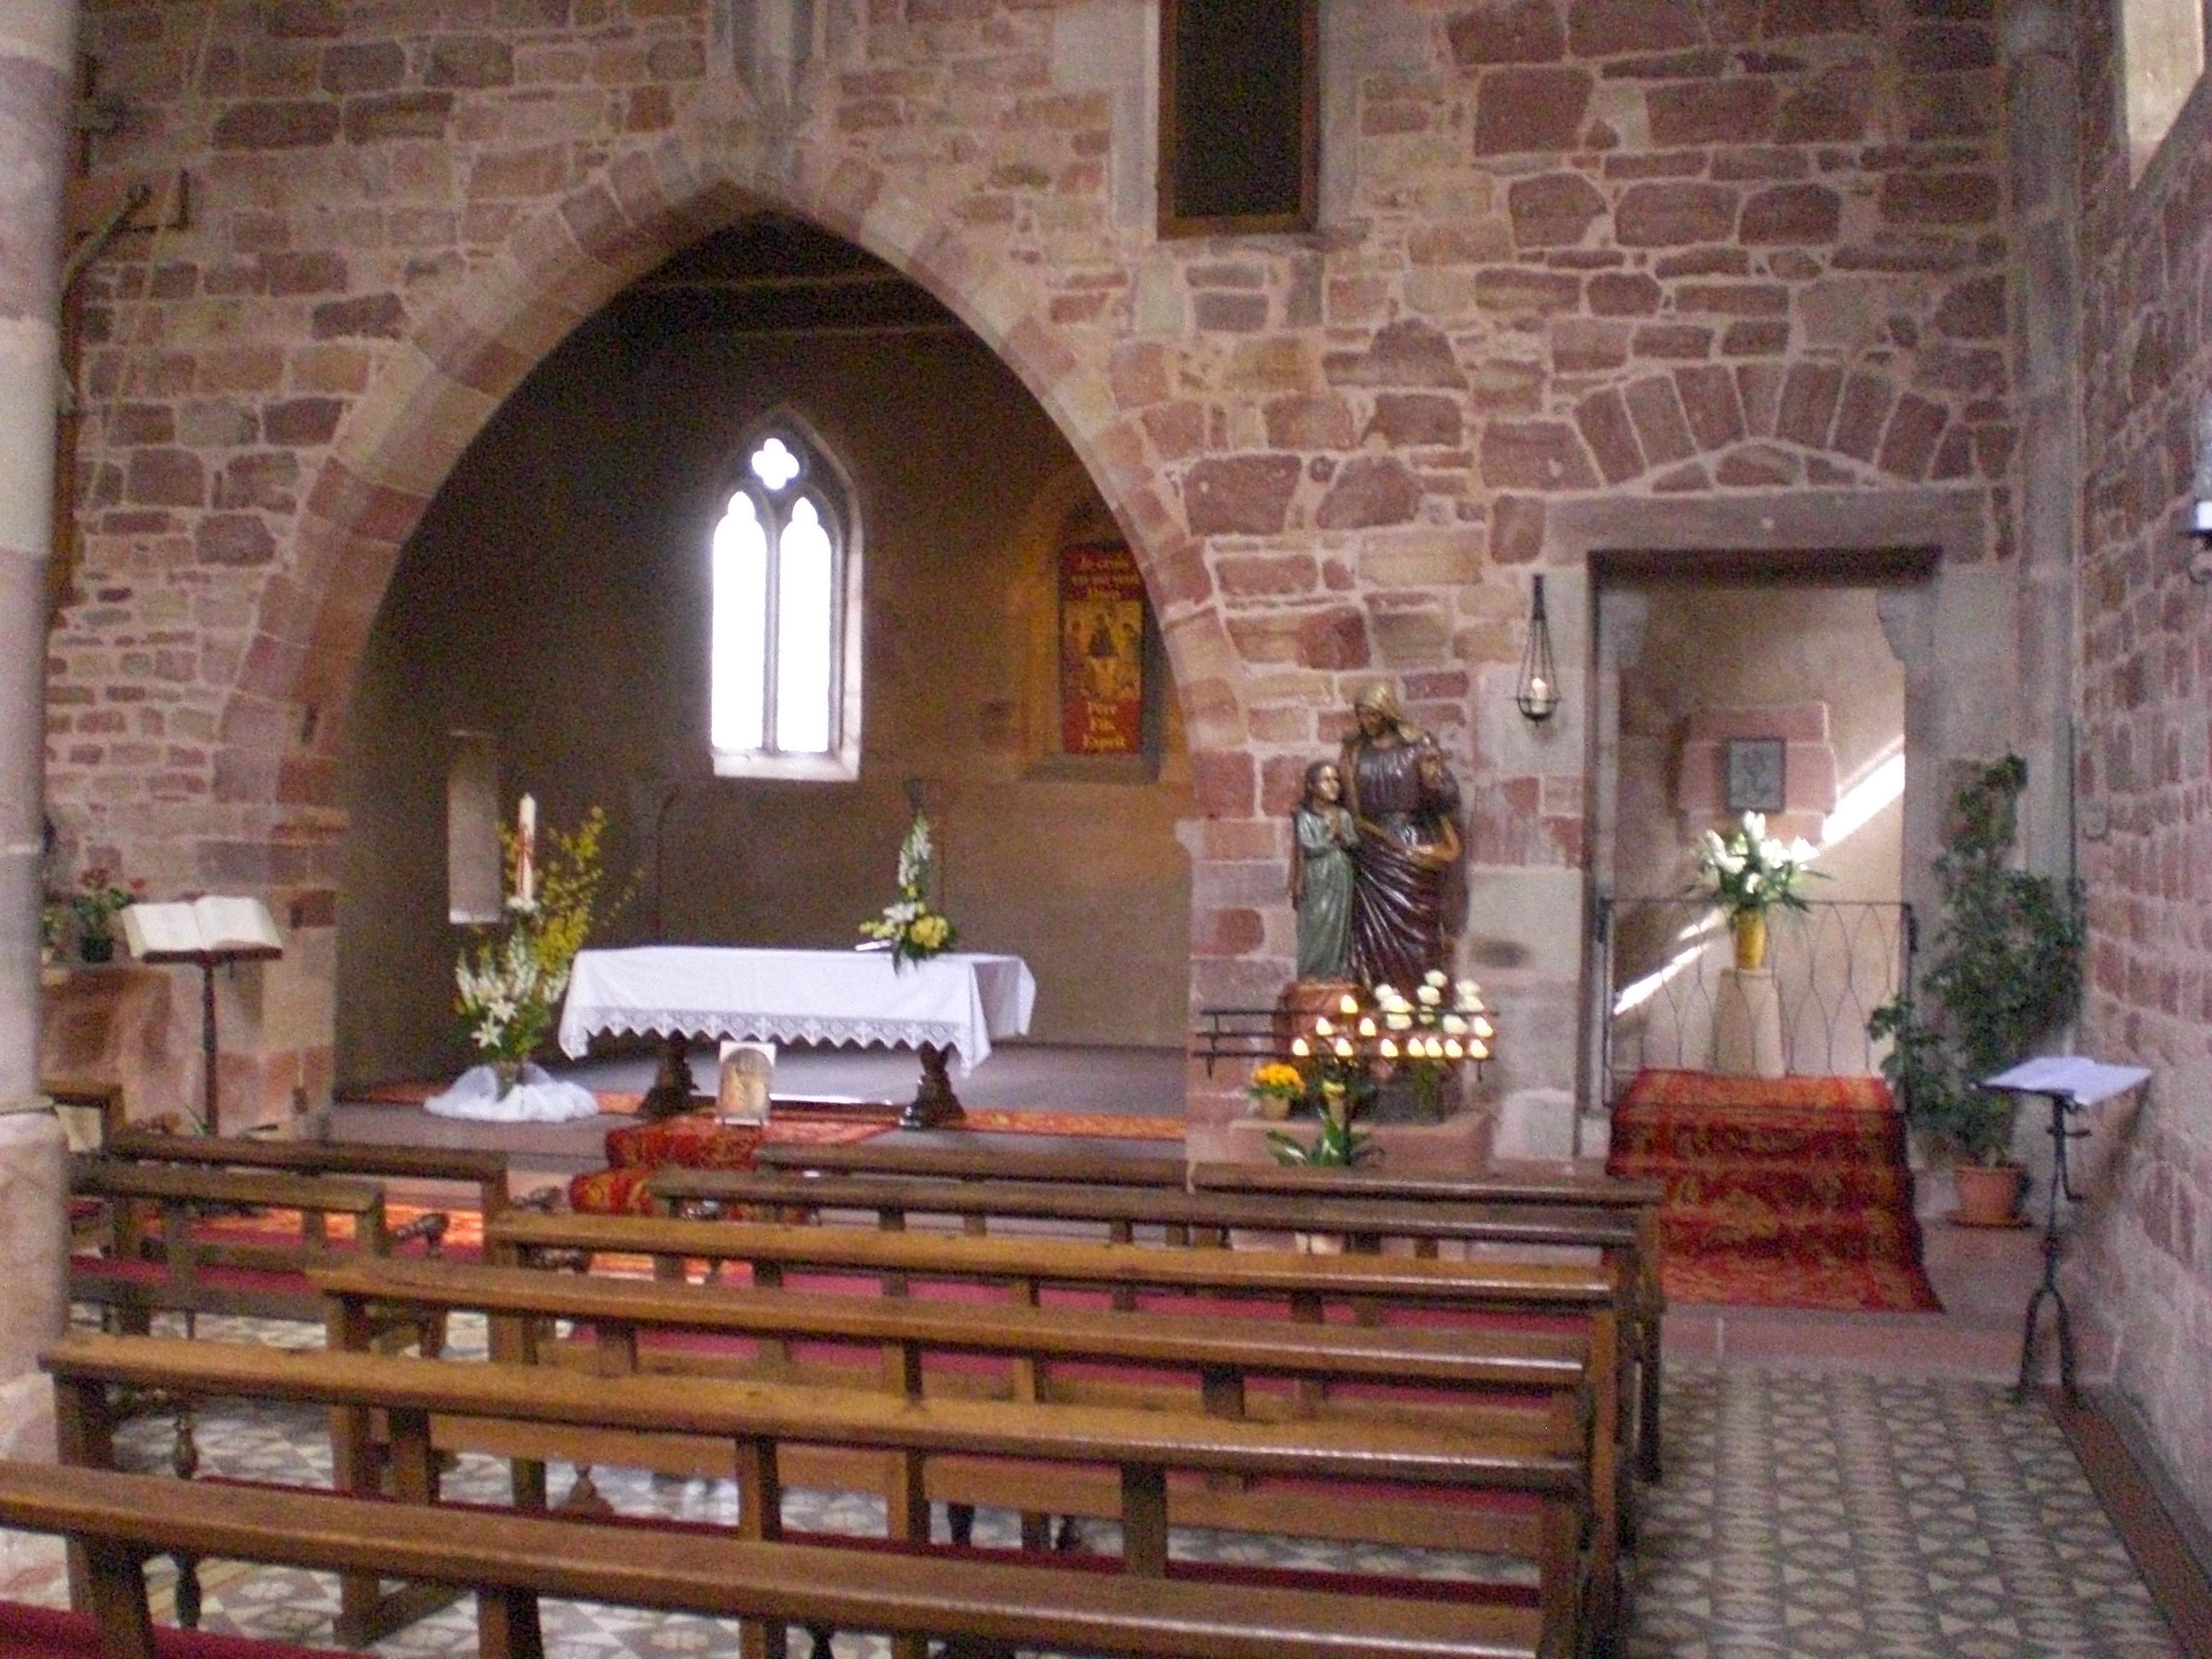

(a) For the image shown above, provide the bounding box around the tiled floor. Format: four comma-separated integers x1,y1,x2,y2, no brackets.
3,1309,2181,1658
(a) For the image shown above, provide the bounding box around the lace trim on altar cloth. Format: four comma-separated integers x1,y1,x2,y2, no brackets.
560,1011,979,1069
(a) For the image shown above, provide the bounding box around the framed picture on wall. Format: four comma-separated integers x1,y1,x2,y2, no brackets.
1725,737,1787,814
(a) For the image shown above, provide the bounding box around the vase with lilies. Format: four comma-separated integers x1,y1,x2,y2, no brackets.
1696,811,1822,971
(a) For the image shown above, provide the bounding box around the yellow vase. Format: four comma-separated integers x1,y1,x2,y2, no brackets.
1731,909,1768,972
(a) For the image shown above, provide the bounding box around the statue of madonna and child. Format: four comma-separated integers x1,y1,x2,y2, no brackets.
1292,682,1464,993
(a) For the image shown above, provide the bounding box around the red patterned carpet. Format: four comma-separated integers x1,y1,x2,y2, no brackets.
1606,1069,1942,1313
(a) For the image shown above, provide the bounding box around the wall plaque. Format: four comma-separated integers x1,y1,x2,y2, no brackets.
1058,543,1146,756
1726,737,1787,813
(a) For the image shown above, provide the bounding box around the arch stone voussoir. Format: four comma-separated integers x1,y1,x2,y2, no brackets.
255,145,1240,819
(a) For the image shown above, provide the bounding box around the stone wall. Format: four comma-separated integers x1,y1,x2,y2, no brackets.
2068,0,2212,1532
48,0,2021,1128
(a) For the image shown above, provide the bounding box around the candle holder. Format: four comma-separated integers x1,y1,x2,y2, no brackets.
1516,574,1560,722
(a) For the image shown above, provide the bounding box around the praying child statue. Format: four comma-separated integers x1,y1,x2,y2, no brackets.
1291,758,1357,982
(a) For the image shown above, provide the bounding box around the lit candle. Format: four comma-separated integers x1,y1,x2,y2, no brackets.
1314,1017,1333,1038
1333,1038,1354,1060
1528,675,1551,704
1378,1038,1398,1060
1357,1017,1377,1038
1473,1016,1495,1040
1338,994,1359,1016
1290,1037,1311,1058
516,793,537,907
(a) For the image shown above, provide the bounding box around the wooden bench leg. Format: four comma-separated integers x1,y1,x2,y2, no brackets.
84,1542,157,1659
478,1585,544,1659
173,1550,202,1629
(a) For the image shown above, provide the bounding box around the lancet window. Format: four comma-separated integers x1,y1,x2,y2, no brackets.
709,424,862,780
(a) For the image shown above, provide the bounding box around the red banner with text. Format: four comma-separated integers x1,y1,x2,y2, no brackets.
1058,543,1146,755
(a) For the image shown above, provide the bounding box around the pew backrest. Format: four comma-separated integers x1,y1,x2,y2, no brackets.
105,1129,511,1218
0,1460,1545,1659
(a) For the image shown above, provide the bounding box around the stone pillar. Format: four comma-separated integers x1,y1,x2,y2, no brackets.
0,0,81,1473
2003,0,2082,883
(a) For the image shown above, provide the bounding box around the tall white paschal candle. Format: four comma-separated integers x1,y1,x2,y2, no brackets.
517,794,537,906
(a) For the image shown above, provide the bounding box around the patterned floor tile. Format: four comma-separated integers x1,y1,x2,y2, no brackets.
1,1311,2187,1658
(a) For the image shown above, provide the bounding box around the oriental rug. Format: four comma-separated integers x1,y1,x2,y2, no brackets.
1606,1069,1942,1313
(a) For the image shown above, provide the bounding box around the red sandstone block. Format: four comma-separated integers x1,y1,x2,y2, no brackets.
213,99,340,150
1552,318,1630,374
1574,391,1645,485
1297,607,1372,671
1192,906,1267,958
1483,418,1601,490
1588,271,1662,315
1625,375,1697,465
1367,394,1463,447
1216,555,1319,601
1617,181,1740,246
1190,750,1257,820
426,36,514,89
1879,170,1998,226
1673,364,1745,449
1448,0,1567,64
1182,454,1300,537
1876,393,1946,478
1316,457,1423,530
1491,494,1547,565
1716,441,1801,485
1647,78,1777,147
1570,0,1705,54
127,449,205,508
1473,65,1592,156
1831,371,1894,462
1474,266,1582,315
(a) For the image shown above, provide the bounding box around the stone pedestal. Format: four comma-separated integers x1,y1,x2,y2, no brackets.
40,963,199,1133
1192,1103,1496,1174
1712,968,1785,1078
0,1112,66,1460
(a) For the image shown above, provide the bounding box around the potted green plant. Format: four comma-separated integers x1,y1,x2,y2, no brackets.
1866,757,2084,1225
1265,1079,1378,1254
70,867,144,964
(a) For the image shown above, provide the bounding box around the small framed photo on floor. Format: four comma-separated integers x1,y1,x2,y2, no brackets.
1726,737,1786,814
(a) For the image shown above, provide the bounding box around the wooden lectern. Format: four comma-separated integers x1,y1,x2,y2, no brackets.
122,898,284,1137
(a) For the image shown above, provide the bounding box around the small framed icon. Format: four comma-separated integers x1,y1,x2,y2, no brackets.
1725,737,1786,814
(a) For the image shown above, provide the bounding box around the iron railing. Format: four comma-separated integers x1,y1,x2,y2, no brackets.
1597,897,1914,1104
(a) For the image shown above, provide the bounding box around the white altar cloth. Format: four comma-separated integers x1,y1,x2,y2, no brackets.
557,948,1035,1073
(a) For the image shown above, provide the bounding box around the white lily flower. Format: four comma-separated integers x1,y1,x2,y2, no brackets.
1424,968,1448,987
1417,984,1442,1006
1743,811,1767,839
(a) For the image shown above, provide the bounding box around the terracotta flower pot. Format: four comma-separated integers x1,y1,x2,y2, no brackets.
1951,1161,2025,1227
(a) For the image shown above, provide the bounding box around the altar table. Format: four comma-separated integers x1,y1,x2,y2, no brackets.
558,948,1036,1127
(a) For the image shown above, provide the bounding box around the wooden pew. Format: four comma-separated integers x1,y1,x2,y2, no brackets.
1190,1161,1667,1479
105,1128,514,1224
488,1206,1629,1609
68,1159,431,1328
746,1140,1665,1477
651,1166,1656,1475
0,1457,1548,1659
312,1254,1608,1645
47,1328,1580,1657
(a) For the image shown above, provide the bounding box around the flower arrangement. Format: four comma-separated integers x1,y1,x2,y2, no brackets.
859,810,958,971
1246,1061,1306,1119
70,866,145,961
1267,1079,1378,1168
1696,811,1820,917
455,799,616,1090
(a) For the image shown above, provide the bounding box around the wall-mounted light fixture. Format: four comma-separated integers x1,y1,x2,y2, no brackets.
2185,392,2212,585
1516,574,1560,722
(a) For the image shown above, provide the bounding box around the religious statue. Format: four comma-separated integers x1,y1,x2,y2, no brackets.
1290,759,1357,981
1336,682,1462,991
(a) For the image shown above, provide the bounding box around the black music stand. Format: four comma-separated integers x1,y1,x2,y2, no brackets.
1979,1056,2150,1403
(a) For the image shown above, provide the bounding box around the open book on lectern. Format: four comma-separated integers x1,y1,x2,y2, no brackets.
121,895,282,960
